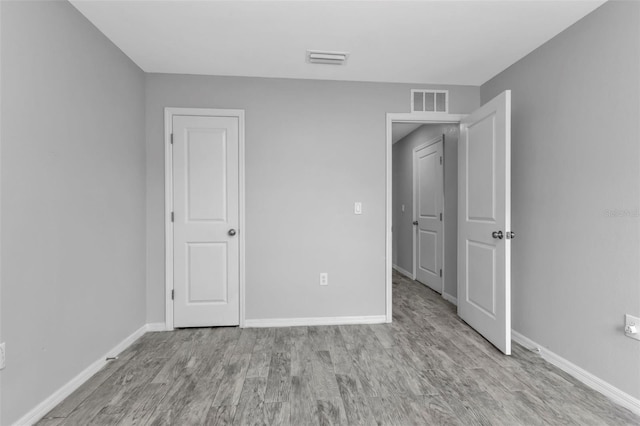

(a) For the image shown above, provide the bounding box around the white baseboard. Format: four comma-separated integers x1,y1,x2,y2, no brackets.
244,315,387,328
511,330,640,416
145,322,167,332
13,323,151,426
392,264,415,280
442,292,457,306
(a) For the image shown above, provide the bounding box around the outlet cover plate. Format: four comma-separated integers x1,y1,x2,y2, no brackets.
625,314,640,341
320,273,328,286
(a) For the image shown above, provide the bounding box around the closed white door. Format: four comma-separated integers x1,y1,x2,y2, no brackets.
458,90,512,354
173,115,240,328
413,138,443,293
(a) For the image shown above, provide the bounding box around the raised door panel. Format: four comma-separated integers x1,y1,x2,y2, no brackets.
418,152,438,219
466,241,496,317
186,129,227,222
187,243,228,304
467,114,496,223
418,230,438,275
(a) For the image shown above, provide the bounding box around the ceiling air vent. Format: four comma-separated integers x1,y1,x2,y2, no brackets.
306,50,349,65
411,90,448,113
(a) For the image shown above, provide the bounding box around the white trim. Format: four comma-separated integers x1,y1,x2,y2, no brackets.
0,3,3,421
164,108,246,330
392,264,415,280
386,112,465,323
442,292,458,306
145,322,168,332
164,109,174,331
412,137,445,294
512,330,640,416
244,315,387,328
13,324,149,426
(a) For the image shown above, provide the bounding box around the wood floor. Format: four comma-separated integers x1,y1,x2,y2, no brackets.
38,272,640,425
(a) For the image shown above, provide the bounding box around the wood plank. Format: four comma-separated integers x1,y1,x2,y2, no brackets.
264,350,292,403
211,353,251,406
335,374,376,426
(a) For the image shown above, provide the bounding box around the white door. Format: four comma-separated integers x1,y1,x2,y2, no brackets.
173,115,240,328
413,138,443,293
458,90,512,354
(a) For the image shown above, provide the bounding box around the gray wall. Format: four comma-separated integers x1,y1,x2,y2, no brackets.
145,75,479,322
392,124,459,299
0,1,146,424
481,0,640,399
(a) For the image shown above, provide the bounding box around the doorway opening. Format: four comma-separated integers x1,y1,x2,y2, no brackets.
390,119,461,310
385,113,465,323
386,91,512,355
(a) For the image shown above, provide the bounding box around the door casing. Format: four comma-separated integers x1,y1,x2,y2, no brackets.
164,107,246,331
386,113,465,322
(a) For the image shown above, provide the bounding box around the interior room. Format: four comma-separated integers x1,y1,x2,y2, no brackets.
1,1,639,425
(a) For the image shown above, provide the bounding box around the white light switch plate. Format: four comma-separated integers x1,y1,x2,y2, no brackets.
354,202,362,215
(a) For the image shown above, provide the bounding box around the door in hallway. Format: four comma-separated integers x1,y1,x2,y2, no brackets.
413,137,444,293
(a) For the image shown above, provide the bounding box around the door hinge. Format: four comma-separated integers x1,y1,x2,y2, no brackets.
171,212,174,222
170,133,174,144
439,269,442,277
171,289,174,300
439,213,442,221
440,156,443,165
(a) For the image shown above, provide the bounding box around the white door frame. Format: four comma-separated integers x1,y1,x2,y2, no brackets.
412,137,445,294
386,112,465,322
164,107,246,331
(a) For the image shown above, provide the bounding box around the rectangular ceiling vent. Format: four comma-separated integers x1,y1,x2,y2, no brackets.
306,50,349,65
411,90,448,113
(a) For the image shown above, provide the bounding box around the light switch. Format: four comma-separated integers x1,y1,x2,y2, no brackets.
354,202,362,215
402,204,405,212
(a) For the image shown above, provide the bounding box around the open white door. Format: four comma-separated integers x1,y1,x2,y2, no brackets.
458,90,512,354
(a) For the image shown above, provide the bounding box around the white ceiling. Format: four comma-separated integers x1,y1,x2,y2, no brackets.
70,0,606,86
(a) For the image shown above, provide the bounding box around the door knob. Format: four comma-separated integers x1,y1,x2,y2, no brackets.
412,221,419,226
492,231,503,239
506,231,515,239
228,229,237,236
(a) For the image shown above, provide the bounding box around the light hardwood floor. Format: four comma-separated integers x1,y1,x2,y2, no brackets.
37,272,640,425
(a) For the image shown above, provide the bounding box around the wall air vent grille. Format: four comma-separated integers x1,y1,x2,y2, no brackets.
411,90,448,113
306,50,349,65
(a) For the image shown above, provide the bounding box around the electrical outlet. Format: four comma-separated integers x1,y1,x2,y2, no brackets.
0,342,5,370
625,314,640,341
320,273,328,286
